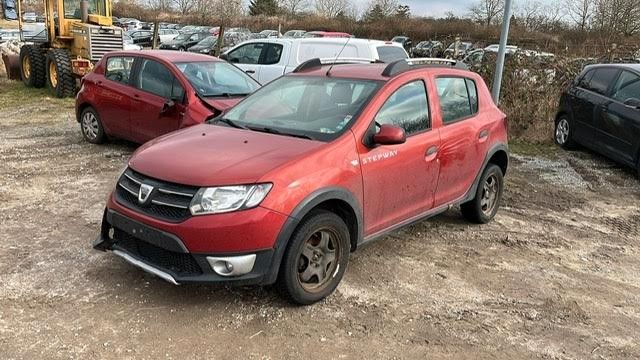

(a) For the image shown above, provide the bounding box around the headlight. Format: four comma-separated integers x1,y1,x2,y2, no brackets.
189,183,272,215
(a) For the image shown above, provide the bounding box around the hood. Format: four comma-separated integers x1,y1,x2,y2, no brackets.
188,44,208,51
200,97,242,111
129,124,324,186
163,38,186,46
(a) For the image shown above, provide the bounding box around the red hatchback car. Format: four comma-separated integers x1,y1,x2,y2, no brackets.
94,58,509,304
75,50,260,144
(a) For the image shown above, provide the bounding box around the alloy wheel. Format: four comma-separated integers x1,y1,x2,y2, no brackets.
480,174,499,216
82,112,99,140
297,228,340,293
556,118,569,145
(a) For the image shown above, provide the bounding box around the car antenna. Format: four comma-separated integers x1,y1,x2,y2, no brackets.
326,36,352,76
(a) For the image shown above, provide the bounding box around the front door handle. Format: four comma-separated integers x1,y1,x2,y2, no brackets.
245,70,256,74
425,145,438,162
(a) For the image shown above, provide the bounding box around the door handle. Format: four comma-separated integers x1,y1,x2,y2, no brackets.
133,94,140,98
425,145,438,161
479,129,489,140
245,70,256,74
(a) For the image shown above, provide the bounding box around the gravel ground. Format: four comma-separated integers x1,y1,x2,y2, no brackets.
1,79,640,359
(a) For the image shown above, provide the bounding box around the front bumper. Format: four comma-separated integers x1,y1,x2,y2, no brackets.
94,209,276,285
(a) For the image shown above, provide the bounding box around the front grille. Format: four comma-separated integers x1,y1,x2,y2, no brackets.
115,168,198,223
113,229,203,276
88,28,123,61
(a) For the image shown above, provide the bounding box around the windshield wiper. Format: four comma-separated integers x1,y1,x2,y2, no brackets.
215,118,248,129
205,92,250,98
247,126,314,140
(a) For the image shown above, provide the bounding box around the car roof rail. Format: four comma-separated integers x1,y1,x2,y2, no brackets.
293,57,380,73
382,57,468,77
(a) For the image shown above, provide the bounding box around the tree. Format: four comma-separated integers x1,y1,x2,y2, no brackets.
396,4,410,18
469,0,505,26
364,4,385,21
173,0,194,15
249,0,279,16
279,0,310,14
564,0,593,30
315,0,348,17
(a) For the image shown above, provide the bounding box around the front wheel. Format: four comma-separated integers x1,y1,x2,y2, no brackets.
555,115,576,149
46,49,76,98
278,210,350,305
461,164,504,224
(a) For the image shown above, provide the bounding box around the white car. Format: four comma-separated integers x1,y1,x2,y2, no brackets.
222,38,409,84
158,28,179,43
484,44,519,54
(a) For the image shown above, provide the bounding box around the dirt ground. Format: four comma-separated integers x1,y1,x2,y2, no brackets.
1,78,639,359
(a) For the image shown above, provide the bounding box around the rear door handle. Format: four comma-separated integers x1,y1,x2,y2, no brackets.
479,129,489,139
245,70,255,74
425,145,438,161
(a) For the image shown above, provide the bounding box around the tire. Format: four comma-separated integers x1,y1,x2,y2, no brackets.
80,106,106,144
554,115,576,149
461,164,504,224
19,45,46,88
46,49,76,98
277,210,350,305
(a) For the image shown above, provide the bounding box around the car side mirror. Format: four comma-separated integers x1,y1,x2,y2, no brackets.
623,98,640,110
219,53,228,60
373,124,406,145
161,99,175,114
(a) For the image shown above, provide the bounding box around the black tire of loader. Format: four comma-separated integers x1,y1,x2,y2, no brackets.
19,45,46,88
46,49,76,98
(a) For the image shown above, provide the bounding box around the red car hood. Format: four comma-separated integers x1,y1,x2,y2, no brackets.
129,124,323,186
202,97,242,111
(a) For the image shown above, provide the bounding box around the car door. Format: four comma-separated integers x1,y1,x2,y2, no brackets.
568,69,596,143
258,42,285,84
129,58,187,143
359,79,441,235
584,67,621,152
95,56,135,140
597,70,640,165
433,76,486,207
226,42,266,81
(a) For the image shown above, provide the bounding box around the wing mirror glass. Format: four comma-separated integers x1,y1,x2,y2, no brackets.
373,124,406,145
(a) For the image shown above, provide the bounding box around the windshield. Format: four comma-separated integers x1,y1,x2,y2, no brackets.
174,33,191,41
64,0,107,19
197,36,216,46
221,76,381,141
175,61,260,97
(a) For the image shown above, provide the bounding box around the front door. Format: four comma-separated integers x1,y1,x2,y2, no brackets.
359,79,440,235
130,58,185,143
226,42,265,81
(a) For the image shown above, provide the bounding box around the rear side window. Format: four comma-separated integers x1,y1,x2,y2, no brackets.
263,43,283,65
105,56,134,84
136,59,183,99
376,46,408,62
374,80,429,135
436,77,478,124
611,71,640,103
588,68,619,95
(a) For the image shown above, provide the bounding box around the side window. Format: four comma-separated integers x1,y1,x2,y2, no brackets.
262,43,283,65
436,77,477,124
105,56,134,84
588,68,619,95
374,80,429,135
136,59,179,99
577,69,594,89
611,71,640,103
228,43,265,64
376,46,408,62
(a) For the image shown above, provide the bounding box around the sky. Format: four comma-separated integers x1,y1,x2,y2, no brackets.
352,0,473,18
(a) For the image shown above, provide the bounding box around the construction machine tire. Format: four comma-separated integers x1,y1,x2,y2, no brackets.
46,49,76,98
19,45,46,88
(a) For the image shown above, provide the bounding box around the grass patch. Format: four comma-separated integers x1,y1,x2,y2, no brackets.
510,140,558,158
0,78,74,112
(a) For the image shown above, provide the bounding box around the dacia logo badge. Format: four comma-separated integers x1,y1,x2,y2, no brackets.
138,184,154,204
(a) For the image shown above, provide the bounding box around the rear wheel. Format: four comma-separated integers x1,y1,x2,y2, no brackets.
461,164,504,224
80,106,106,144
19,45,46,88
46,49,76,98
278,210,350,305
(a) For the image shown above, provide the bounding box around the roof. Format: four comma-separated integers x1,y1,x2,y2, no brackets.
107,50,222,63
585,63,640,72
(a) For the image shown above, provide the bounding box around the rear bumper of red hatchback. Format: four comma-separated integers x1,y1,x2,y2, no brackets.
93,193,290,285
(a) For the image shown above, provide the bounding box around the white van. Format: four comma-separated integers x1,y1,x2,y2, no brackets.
221,38,409,84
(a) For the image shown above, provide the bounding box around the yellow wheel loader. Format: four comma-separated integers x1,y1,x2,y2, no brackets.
16,0,123,97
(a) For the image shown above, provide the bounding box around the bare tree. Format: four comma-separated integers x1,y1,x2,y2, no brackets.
146,0,173,12
564,0,593,30
365,0,398,16
469,0,505,26
279,0,310,14
173,0,195,15
593,0,640,35
315,0,348,17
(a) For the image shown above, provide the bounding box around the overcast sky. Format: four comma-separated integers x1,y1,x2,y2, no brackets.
352,0,472,18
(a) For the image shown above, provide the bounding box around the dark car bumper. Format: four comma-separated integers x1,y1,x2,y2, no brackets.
94,209,276,286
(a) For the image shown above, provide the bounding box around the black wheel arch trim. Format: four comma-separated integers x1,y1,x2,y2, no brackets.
263,186,363,285
462,143,509,204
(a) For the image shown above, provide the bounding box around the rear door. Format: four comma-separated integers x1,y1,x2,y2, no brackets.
225,42,266,81
433,76,486,207
568,69,595,143
258,42,286,84
95,56,135,140
359,79,441,235
129,58,187,143
597,70,640,165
